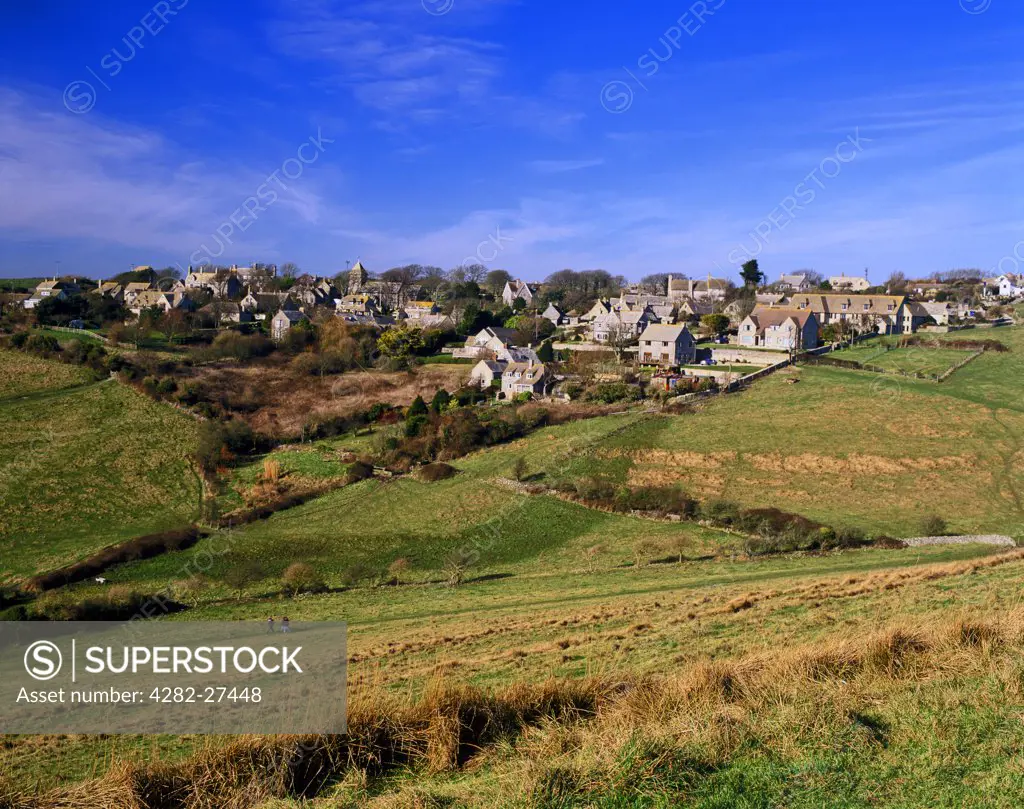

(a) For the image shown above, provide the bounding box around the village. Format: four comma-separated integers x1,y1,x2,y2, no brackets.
2,260,1016,406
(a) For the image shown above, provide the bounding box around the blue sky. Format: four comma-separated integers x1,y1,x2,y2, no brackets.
0,0,1021,283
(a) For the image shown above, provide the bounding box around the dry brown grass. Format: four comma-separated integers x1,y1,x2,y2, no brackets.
262,458,281,483
7,608,1023,808
191,362,469,437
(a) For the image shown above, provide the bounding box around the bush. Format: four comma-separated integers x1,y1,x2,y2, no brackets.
27,587,182,621
418,462,458,482
209,331,274,361
575,477,616,504
613,485,697,517
27,527,202,592
407,395,428,418
24,334,61,355
587,382,641,404
873,535,907,549
919,515,947,536
281,562,326,596
405,414,429,438
430,389,451,413
345,460,375,484
222,557,268,599
342,562,377,588
701,499,739,525
367,402,394,422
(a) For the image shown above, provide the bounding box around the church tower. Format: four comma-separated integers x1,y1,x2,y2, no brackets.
348,260,368,293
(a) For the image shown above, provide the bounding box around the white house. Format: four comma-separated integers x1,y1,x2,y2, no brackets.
23,279,73,309
738,306,819,350
470,359,505,389
271,309,308,340
542,303,564,325
667,275,729,302
637,323,697,367
502,279,538,307
591,307,658,343
501,361,546,398
830,274,870,291
777,274,811,292
986,274,1024,298
128,290,192,316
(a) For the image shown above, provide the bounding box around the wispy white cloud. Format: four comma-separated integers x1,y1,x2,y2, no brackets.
0,89,338,261
267,0,582,138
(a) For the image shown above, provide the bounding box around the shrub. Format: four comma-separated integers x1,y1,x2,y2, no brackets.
209,331,274,361
418,462,458,482
26,527,202,592
575,477,616,505
512,456,529,482
28,587,180,621
588,382,640,404
873,535,907,549
408,395,428,418
701,499,739,525
613,485,697,517
367,402,393,422
281,562,326,596
24,334,61,355
156,377,177,395
289,352,321,376
919,515,947,536
222,557,267,599
342,562,377,588
835,526,869,549
345,460,375,484
405,414,429,438
444,550,475,587
430,389,451,413
388,558,411,584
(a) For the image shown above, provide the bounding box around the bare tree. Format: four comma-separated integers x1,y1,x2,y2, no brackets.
381,264,425,310
605,322,637,363
885,271,907,294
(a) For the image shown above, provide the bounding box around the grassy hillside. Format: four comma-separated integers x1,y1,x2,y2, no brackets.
4,546,1022,805
4,330,1024,805
557,328,1024,538
0,352,202,578
110,413,733,592
0,348,98,401
0,278,42,293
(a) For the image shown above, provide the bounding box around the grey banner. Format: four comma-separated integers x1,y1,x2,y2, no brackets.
0,621,347,734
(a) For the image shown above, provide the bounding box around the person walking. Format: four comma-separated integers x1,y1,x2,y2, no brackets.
266,616,275,634
281,616,290,634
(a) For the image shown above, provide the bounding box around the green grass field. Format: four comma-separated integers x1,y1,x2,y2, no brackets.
0,278,42,293
560,328,1024,538
831,338,974,376
4,330,1024,806
0,349,98,401
0,351,202,578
